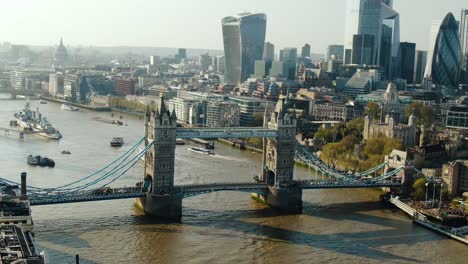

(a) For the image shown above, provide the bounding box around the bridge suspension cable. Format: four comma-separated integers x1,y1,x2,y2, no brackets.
0,137,146,191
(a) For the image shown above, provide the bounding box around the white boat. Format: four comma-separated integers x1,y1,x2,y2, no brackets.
61,103,79,111
188,147,215,155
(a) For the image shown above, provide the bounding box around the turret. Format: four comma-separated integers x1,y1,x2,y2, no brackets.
408,109,417,127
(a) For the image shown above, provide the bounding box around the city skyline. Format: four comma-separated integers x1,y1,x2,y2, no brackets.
0,0,466,54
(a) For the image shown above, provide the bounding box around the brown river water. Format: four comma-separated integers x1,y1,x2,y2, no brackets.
0,96,466,263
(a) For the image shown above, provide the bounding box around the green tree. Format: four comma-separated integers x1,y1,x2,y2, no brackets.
365,102,380,119
405,102,435,126
346,118,364,138
249,112,264,127
411,177,427,200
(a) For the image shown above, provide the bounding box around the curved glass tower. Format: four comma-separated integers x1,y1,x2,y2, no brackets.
424,13,461,87
222,13,266,84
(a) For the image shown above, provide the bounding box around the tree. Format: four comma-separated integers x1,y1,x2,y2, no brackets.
346,118,364,138
404,102,435,126
411,177,427,200
365,102,380,119
249,112,264,127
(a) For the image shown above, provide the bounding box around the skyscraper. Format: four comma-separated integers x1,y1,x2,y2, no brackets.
352,34,375,65
344,0,400,79
399,42,416,83
460,9,468,83
413,50,427,84
301,44,311,58
424,13,461,88
178,48,187,62
279,48,297,80
222,13,267,84
326,45,344,61
262,42,275,62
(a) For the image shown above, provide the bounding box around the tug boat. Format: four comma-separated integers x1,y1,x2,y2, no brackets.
110,137,124,147
27,155,55,167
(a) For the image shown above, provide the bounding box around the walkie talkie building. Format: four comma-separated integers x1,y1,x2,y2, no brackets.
222,13,266,84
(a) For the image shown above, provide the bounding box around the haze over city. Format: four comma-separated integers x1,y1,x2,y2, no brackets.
0,0,466,52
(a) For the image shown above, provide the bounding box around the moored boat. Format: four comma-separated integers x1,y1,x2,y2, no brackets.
27,155,55,167
14,102,62,140
176,138,185,145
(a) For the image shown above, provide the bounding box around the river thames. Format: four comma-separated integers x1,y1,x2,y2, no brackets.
0,96,467,263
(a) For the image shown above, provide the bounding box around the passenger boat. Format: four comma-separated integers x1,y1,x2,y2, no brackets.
110,137,124,147
176,138,185,145
188,147,215,155
39,100,47,104
61,103,79,111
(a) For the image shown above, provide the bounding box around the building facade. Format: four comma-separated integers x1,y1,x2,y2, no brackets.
48,72,64,96
460,9,468,83
413,50,427,84
424,13,461,88
326,45,344,61
352,34,375,65
399,42,416,83
64,74,81,102
206,101,240,127
114,79,135,96
446,105,468,130
301,44,311,58
442,160,468,197
279,48,297,80
222,12,266,84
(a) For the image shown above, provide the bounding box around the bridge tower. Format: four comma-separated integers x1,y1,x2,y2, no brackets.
139,97,182,219
255,94,302,212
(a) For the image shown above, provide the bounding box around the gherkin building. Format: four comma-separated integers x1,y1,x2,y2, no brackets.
424,13,461,87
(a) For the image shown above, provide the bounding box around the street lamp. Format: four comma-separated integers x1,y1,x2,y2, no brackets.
432,180,437,208
425,182,429,208
439,182,444,210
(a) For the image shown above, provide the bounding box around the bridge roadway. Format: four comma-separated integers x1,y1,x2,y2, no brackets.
28,181,400,206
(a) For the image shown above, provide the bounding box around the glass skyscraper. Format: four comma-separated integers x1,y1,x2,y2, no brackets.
279,48,298,80
222,13,266,84
413,50,427,84
344,0,399,79
352,34,375,65
399,42,416,83
326,45,344,61
461,9,468,83
424,13,461,88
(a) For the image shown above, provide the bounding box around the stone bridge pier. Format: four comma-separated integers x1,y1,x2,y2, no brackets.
137,98,182,220
253,96,302,213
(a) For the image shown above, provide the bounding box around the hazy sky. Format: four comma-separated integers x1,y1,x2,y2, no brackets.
0,0,466,54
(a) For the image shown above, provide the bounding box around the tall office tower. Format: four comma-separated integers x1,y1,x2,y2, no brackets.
301,44,311,58
344,0,400,78
216,56,225,73
279,48,298,80
198,53,212,71
413,50,427,84
222,12,267,84
178,48,187,61
150,56,160,66
148,55,160,75
254,60,267,78
262,42,275,62
326,45,344,61
399,42,416,83
461,9,468,83
351,34,375,65
424,13,461,88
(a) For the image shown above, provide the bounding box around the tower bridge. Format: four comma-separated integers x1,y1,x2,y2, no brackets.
2,96,419,220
